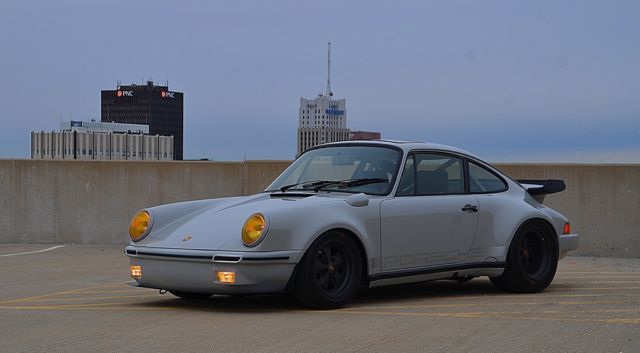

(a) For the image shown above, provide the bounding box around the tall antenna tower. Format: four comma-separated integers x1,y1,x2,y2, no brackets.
326,42,333,97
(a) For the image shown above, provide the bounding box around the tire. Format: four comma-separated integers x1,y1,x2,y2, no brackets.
169,291,212,300
490,220,559,293
294,231,362,309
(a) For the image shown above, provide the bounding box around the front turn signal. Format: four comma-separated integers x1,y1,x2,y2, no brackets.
216,271,236,284
130,265,142,278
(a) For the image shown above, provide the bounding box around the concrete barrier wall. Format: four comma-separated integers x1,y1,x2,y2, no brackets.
0,160,638,257
0,160,289,245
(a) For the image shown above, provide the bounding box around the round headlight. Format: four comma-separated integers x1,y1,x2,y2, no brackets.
241,213,267,247
129,210,152,242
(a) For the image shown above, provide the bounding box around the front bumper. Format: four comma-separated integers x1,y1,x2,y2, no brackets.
558,233,579,259
125,246,304,294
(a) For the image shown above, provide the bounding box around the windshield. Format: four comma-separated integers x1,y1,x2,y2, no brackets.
266,145,402,195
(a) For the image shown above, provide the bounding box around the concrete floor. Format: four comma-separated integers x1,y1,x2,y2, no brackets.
1,244,638,353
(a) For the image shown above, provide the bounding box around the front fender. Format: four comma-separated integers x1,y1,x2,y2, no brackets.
219,197,382,272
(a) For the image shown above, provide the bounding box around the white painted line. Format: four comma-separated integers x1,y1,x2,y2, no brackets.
0,245,64,257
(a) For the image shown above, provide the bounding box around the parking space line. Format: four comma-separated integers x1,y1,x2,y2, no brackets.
71,289,150,294
310,309,640,325
556,271,640,273
553,281,640,284
555,275,640,278
346,308,638,316
17,294,159,302
557,267,634,270
0,282,128,304
17,300,147,308
0,245,64,257
1,302,636,326
554,286,640,290
0,305,177,311
551,293,635,297
557,275,639,278
427,293,638,302
348,300,634,311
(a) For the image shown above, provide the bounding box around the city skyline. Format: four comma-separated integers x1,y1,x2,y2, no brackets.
1,1,639,162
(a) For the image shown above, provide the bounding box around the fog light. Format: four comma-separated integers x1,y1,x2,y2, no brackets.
216,271,236,284
130,265,142,278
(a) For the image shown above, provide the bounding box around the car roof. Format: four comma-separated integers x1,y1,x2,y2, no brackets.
319,139,481,159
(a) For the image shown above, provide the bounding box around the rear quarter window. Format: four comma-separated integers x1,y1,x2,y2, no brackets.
468,161,508,193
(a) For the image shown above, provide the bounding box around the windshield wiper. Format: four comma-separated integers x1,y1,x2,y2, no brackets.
313,178,389,192
279,178,389,193
279,180,331,193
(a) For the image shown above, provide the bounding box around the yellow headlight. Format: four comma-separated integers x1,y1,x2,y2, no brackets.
241,213,267,246
129,210,152,241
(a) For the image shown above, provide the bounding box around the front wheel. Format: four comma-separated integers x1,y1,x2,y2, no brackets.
294,231,362,309
491,220,559,293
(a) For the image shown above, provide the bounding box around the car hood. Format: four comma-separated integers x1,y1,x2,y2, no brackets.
136,192,349,251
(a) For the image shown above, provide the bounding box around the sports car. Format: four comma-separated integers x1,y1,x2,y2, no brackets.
125,140,579,308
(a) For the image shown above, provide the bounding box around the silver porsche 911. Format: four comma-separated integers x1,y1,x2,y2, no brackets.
125,140,579,308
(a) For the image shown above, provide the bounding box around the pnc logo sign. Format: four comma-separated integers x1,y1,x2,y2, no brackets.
161,91,175,98
117,90,134,97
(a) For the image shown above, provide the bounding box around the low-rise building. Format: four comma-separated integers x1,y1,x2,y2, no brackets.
60,120,149,134
350,130,381,140
31,121,173,160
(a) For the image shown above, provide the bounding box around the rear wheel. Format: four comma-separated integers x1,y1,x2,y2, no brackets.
169,291,212,300
294,231,362,309
491,220,558,293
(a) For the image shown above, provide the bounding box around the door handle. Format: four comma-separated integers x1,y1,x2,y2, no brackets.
461,204,478,212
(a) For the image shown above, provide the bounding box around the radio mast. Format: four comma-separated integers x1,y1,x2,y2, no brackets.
326,42,333,97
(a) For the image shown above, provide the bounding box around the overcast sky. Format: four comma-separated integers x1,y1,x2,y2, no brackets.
1,0,638,162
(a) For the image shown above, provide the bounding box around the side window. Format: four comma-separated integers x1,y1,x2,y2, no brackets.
396,153,464,196
469,161,507,193
414,153,464,195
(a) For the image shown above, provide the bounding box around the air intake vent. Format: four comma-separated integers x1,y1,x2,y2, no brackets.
270,193,314,199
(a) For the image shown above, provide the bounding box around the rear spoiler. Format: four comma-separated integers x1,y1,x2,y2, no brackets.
517,179,566,203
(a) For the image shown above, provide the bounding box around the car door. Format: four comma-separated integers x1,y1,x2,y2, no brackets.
380,152,479,271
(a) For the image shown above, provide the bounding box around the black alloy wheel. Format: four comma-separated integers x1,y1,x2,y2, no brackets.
294,231,362,309
315,242,351,294
518,229,549,278
490,220,559,293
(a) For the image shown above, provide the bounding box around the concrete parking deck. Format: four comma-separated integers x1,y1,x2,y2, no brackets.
1,244,638,353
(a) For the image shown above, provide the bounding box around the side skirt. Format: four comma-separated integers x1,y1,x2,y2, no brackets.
369,262,506,288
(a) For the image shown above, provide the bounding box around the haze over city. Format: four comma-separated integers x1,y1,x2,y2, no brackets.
1,0,638,162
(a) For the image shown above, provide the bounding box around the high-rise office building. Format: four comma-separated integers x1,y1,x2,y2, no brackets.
297,43,350,156
297,96,349,156
101,81,184,160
